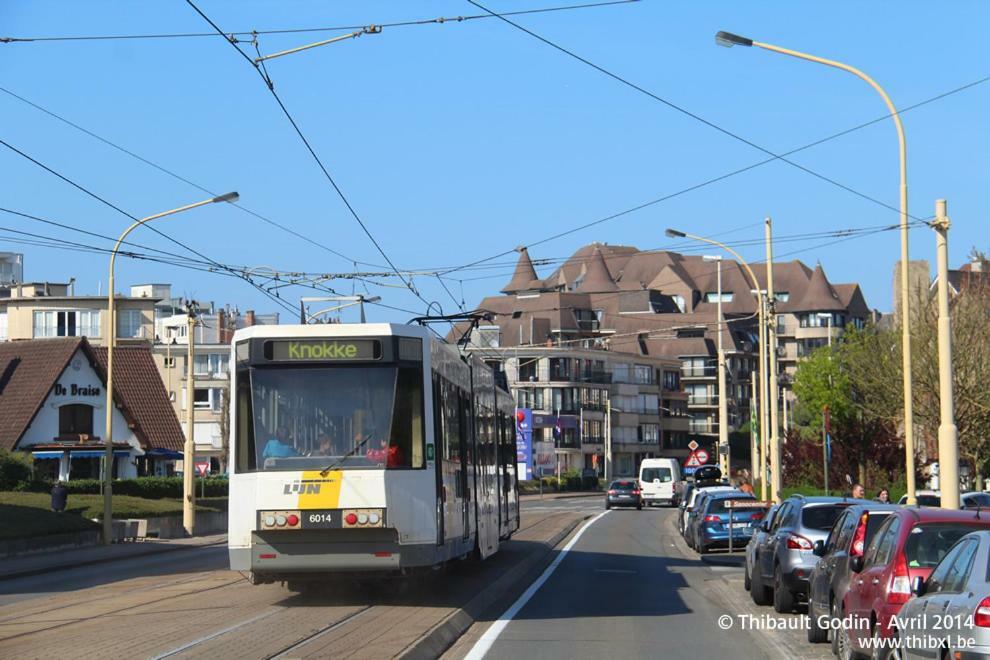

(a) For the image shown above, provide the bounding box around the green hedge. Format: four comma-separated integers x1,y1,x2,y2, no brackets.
23,476,229,499
0,449,33,491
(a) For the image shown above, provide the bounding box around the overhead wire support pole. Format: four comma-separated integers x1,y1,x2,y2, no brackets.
765,218,782,503
715,30,917,505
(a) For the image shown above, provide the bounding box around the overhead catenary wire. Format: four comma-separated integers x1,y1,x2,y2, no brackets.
0,137,303,315
445,1,982,277
1,1,639,43
185,0,433,313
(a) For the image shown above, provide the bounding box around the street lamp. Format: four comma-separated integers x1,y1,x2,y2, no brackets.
703,255,730,478
932,199,959,509
713,29,918,505
666,227,774,500
102,192,238,545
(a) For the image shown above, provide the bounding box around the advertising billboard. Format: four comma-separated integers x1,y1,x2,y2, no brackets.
515,408,533,480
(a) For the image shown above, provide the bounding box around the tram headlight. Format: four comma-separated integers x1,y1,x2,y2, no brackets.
275,514,287,527
357,513,369,525
264,515,276,527
368,513,380,525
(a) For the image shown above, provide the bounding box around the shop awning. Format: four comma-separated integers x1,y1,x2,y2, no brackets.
145,448,183,459
70,450,131,459
31,451,64,459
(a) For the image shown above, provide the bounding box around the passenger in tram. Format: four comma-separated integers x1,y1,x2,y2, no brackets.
262,426,300,459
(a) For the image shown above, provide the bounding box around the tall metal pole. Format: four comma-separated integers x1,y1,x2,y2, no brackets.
750,370,758,490
184,303,198,535
823,406,830,496
758,294,768,502
933,199,959,509
765,218,782,503
716,258,730,478
720,33,917,503
100,193,236,545
605,396,612,483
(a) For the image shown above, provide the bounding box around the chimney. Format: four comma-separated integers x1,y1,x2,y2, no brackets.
973,260,983,273
245,309,256,327
217,309,230,344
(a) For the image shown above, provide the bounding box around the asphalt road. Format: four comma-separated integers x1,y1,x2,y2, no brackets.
450,504,768,660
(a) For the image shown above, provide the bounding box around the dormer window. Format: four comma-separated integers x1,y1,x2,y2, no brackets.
703,292,734,303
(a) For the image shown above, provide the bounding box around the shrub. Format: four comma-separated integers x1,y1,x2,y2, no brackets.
0,449,33,491
52,476,228,499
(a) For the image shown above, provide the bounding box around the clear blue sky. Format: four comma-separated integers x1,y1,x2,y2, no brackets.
2,1,987,321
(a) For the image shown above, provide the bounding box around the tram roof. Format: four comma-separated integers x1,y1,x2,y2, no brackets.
232,323,431,342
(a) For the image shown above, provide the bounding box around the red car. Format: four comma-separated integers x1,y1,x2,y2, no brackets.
835,507,990,659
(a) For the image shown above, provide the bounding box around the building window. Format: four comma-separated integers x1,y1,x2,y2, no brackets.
611,363,630,383
704,292,734,303
670,295,686,313
164,357,175,368
662,370,680,391
549,357,572,381
117,309,143,338
638,423,659,442
634,365,653,384
0,312,6,341
798,338,829,357
194,353,229,377
59,404,94,437
33,310,101,338
775,292,790,302
799,312,845,328
517,358,538,382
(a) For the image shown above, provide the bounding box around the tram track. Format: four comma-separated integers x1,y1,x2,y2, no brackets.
265,606,373,660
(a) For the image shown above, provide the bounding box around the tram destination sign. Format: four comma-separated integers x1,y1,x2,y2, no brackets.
267,338,382,362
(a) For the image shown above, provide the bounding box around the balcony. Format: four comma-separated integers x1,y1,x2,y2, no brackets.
581,436,605,446
682,366,716,379
689,421,718,435
687,395,719,408
555,438,581,451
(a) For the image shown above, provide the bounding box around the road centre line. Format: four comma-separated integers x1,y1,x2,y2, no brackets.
463,510,611,660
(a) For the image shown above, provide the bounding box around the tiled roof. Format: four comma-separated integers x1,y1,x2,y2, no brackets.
500,247,540,294
576,247,619,292
0,338,81,451
90,345,185,452
0,338,184,452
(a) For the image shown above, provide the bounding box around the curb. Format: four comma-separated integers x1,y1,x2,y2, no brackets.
0,538,227,583
399,514,589,660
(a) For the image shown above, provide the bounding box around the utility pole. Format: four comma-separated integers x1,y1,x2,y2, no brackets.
932,199,959,509
706,255,730,478
183,300,198,536
758,293,768,501
750,371,758,490
766,217,782,503
605,395,612,483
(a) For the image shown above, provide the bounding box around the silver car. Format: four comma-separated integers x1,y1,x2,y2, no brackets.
744,503,779,592
896,529,990,658
750,495,863,613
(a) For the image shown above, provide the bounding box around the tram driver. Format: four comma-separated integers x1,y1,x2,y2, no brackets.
262,426,300,460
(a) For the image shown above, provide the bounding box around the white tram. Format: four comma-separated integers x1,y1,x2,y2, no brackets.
227,323,520,586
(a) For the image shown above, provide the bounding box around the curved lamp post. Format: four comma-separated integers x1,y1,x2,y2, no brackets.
102,192,238,545
714,30,916,504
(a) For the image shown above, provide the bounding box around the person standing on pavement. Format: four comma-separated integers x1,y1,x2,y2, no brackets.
875,488,890,503
738,478,754,495
850,483,865,499
51,480,68,513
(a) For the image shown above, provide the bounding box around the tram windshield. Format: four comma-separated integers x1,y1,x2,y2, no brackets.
236,365,424,472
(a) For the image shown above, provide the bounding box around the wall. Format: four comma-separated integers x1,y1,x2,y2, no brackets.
2,297,155,344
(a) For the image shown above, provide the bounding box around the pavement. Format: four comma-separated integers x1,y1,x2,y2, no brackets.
444,504,769,660
0,500,597,659
0,533,227,582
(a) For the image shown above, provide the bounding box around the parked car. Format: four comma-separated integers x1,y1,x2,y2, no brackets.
677,483,695,532
639,458,681,507
692,491,764,554
835,507,990,659
744,503,779,591
683,486,736,547
750,495,861,613
605,479,641,510
895,530,990,659
805,502,900,644
681,484,735,536
897,490,990,508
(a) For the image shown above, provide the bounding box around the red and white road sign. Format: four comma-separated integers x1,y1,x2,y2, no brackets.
194,461,210,477
685,449,710,468
687,440,699,451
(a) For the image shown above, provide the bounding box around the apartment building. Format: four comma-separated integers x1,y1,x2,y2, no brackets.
455,243,874,469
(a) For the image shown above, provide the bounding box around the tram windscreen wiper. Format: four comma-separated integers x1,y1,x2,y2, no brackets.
319,434,372,476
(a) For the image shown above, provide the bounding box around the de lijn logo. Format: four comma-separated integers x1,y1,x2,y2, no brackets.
282,478,335,495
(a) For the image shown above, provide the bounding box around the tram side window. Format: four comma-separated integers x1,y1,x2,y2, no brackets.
235,369,256,472
442,382,462,462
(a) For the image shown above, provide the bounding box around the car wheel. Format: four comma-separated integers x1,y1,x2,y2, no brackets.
743,562,751,591
835,611,862,660
698,542,709,555
772,564,796,613
831,600,842,655
870,626,901,660
806,595,828,643
605,502,611,510
750,563,772,606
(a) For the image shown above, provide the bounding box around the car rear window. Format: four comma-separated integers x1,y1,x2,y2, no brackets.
966,493,990,507
904,524,987,568
611,481,637,490
865,512,893,545
708,495,755,513
802,504,849,531
642,467,672,483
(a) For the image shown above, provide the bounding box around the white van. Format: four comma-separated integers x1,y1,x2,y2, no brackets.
639,458,681,507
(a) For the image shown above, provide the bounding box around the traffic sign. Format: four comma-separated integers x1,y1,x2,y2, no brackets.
687,440,699,451
684,449,709,468
194,461,210,477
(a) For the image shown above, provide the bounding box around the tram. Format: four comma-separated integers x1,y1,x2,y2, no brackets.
227,323,520,586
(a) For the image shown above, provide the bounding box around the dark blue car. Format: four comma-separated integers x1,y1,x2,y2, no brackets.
693,491,765,554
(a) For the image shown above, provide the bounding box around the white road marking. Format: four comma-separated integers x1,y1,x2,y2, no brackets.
463,510,611,660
